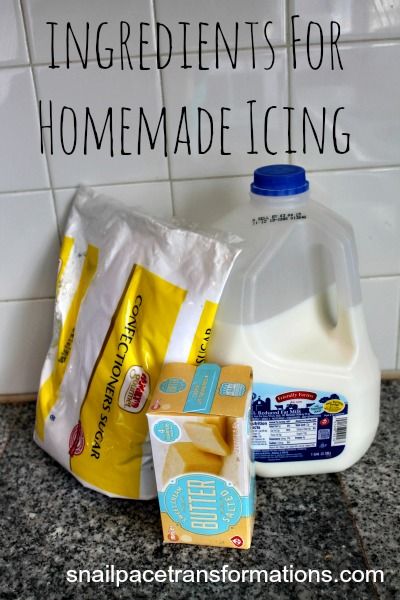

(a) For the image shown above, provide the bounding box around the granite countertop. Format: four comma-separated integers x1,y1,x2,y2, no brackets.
1,382,399,600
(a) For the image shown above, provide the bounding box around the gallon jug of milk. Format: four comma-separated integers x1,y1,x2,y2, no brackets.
208,164,380,477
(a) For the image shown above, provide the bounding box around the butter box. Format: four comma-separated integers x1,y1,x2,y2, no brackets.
147,362,255,549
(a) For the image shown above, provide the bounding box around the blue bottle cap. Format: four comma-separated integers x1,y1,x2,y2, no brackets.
251,164,309,197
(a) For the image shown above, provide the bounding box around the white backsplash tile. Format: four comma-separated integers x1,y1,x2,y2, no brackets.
173,176,249,224
0,191,59,300
1,5,400,393
0,67,50,192
0,0,29,66
34,59,168,188
398,339,400,371
22,0,155,64
309,169,400,277
361,277,400,370
154,0,286,53
289,0,400,42
0,299,54,394
290,42,400,170
173,169,400,280
54,182,173,233
163,48,289,180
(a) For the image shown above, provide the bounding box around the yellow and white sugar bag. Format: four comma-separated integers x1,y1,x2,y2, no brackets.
34,186,240,499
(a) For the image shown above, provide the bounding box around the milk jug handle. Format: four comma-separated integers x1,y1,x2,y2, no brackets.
316,222,362,309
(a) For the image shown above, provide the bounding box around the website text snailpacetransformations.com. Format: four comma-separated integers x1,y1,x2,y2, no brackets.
66,565,384,587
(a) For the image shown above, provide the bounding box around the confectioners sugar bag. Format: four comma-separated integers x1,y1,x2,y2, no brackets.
34,186,240,499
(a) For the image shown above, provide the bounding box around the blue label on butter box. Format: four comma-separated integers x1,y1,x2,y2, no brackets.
183,364,220,414
153,419,181,443
160,378,187,394
161,473,242,535
219,382,246,397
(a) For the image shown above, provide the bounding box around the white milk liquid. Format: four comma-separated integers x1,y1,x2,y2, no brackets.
208,295,380,477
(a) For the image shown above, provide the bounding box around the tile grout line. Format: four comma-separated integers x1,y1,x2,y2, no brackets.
0,297,55,304
360,274,400,281
0,186,53,196
2,36,400,71
395,279,400,370
285,0,293,166
1,163,400,197
307,164,400,174
19,0,62,245
1,163,400,199
2,280,400,304
336,474,382,600
150,0,175,216
0,180,169,196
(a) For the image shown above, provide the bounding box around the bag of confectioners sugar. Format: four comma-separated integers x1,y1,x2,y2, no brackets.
34,186,240,499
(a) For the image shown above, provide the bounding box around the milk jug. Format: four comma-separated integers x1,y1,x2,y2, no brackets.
208,165,380,477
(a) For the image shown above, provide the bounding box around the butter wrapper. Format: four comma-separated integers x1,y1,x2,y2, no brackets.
147,363,255,549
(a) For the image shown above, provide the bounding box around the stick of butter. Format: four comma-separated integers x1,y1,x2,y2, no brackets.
184,422,230,456
205,416,226,439
147,362,255,550
162,442,222,484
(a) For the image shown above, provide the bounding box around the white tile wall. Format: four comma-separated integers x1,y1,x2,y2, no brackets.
290,0,400,42
173,176,249,225
154,0,286,52
309,169,400,277
162,48,289,179
0,1,29,66
398,335,400,370
34,59,168,188
361,277,400,370
0,300,54,394
22,0,156,64
0,1,399,393
0,68,50,192
0,191,59,300
290,42,400,170
54,182,173,232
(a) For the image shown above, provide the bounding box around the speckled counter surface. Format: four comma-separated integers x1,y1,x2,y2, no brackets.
1,382,399,600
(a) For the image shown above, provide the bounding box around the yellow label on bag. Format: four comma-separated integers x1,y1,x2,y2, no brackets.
57,236,74,288
36,243,98,441
187,300,218,365
70,264,187,498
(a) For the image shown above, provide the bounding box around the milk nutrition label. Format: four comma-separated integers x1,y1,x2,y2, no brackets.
251,384,348,462
254,418,318,449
